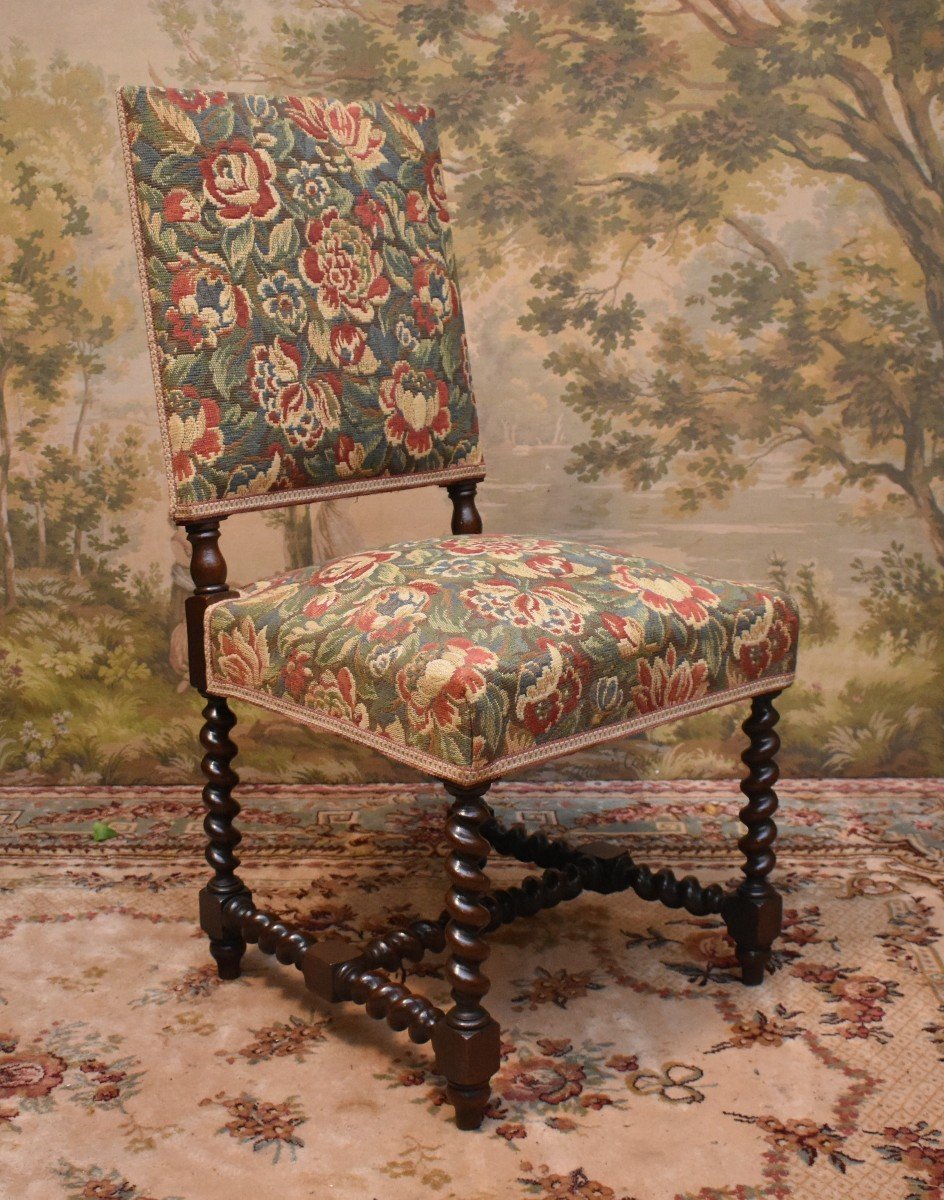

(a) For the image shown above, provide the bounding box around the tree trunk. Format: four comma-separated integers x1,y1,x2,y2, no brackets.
311,500,360,565
72,525,83,578
72,366,92,457
281,505,314,570
0,370,17,609
912,485,944,571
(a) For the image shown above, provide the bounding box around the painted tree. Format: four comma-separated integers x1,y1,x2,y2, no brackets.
20,434,135,579
0,48,117,606
154,0,944,581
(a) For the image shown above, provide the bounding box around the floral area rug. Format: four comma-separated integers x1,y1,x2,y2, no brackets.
1,779,943,1200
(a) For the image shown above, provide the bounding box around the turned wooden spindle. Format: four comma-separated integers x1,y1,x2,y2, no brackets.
184,518,250,978
197,695,252,980
446,480,483,535
432,782,501,1130
482,817,727,916
184,519,238,692
723,691,784,986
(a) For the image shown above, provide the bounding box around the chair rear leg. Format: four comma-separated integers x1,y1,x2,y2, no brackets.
197,694,252,980
432,782,501,1130
724,690,783,987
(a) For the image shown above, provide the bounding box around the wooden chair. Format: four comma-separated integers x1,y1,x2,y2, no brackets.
117,86,799,1130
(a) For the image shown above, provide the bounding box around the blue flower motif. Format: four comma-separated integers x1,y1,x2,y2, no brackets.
258,271,308,331
286,163,331,208
395,315,421,351
247,95,277,120
592,676,623,714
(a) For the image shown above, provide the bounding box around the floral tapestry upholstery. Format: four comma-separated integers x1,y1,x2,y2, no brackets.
205,536,799,785
117,86,483,521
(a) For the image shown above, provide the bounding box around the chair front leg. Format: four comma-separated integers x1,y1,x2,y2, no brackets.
724,690,784,986
197,693,253,980
432,781,501,1130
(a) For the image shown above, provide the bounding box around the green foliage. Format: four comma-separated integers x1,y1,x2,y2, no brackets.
851,543,944,660
767,555,838,648
0,45,133,606
824,691,938,777
149,3,944,576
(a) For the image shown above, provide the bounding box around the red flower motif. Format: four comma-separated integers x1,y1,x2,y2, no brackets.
601,612,646,658
411,258,457,336
394,101,434,124
163,188,202,223
612,565,720,626
733,595,799,680
397,638,497,734
514,639,589,736
424,150,450,222
166,88,225,113
335,433,366,478
315,550,397,588
200,140,280,225
168,388,224,482
281,648,313,700
353,190,390,237
523,553,579,578
378,360,451,457
286,98,386,169
0,1052,66,1099
632,645,710,715
328,323,378,374
300,208,391,322
405,190,429,222
165,261,248,350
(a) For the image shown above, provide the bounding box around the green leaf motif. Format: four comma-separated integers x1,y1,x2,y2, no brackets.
266,218,298,261
221,220,255,278
210,340,249,401
382,244,413,289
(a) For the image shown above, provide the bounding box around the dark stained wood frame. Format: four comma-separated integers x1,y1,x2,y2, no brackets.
184,481,785,1130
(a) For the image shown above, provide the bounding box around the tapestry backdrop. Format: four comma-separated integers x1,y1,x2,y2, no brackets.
2,1,941,785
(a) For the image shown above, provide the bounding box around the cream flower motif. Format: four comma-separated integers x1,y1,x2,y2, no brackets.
200,141,280,225
397,639,497,734
215,618,271,688
287,98,387,169
167,390,223,482
378,362,451,457
612,566,720,627
299,209,391,323
306,667,369,727
632,645,709,714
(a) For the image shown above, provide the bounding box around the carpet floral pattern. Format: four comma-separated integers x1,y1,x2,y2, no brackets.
1,779,942,1199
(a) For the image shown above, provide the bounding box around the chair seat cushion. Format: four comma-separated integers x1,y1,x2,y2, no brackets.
205,535,799,784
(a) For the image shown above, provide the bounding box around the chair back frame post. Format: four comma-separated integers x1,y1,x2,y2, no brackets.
185,519,238,694
445,480,482,535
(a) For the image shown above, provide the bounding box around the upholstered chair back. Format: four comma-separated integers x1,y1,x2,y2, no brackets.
117,87,483,522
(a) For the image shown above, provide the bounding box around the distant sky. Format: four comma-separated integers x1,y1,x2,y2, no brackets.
5,1,179,81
